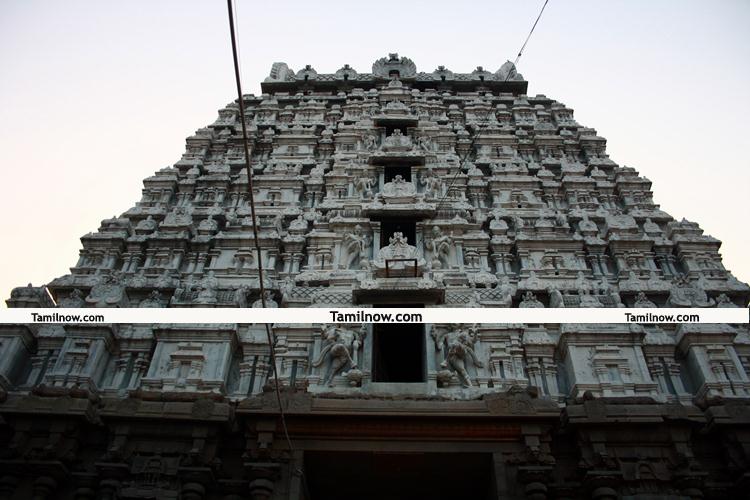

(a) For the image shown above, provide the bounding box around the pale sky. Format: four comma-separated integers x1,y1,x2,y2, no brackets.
1,0,748,305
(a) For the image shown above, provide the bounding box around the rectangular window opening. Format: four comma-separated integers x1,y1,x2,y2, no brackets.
384,165,412,183
384,122,413,137
372,321,425,383
380,218,417,248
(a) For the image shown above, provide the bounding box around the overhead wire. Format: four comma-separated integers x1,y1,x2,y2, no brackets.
512,0,550,68
225,0,301,482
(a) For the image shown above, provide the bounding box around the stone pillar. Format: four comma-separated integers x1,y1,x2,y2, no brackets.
266,251,277,271
665,254,679,276
371,222,381,256
491,254,502,274
503,253,515,275
455,242,464,270
518,466,553,500
120,254,131,273
591,486,617,500
196,252,208,274
31,476,57,500
248,478,274,500
280,253,292,273
111,354,132,389
306,249,316,270
0,476,18,500
587,254,601,276
666,360,688,395
597,255,610,275
73,486,96,500
171,250,183,270
491,452,511,499
27,350,54,387
182,482,206,500
186,254,198,274
132,352,150,387
291,254,302,274
130,254,143,273
97,479,120,500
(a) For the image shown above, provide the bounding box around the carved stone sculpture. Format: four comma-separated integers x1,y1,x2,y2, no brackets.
342,225,370,270
381,175,417,199
374,232,423,272
252,290,278,308
312,325,366,386
667,275,715,307
5,54,750,500
85,273,129,307
432,325,483,388
519,291,544,308
426,226,452,270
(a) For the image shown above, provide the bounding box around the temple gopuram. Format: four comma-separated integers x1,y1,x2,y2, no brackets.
3,54,750,499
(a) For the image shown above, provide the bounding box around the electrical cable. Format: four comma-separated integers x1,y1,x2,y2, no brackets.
225,0,301,483
512,0,550,69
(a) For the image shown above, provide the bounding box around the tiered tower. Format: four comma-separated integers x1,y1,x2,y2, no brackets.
3,54,749,499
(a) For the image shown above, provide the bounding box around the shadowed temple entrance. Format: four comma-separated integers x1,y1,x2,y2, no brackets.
304,451,495,500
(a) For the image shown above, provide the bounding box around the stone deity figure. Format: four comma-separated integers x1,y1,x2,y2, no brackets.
279,276,296,304
198,215,218,232
288,214,308,233
271,213,284,237
195,271,218,304
128,269,149,288
578,287,602,308
382,129,412,150
139,290,165,308
494,277,513,307
354,175,376,199
643,217,660,236
432,325,484,388
716,293,737,308
85,272,128,307
252,290,278,308
308,163,326,178
420,167,442,199
634,292,657,308
519,291,544,308
234,285,249,307
342,225,370,270
548,287,565,308
58,288,85,308
225,208,239,228
489,212,509,234
380,175,417,200
427,226,452,269
417,135,433,152
667,275,715,307
362,132,378,151
312,325,366,386
136,215,157,232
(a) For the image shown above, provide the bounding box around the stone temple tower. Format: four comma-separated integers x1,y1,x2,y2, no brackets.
3,54,750,499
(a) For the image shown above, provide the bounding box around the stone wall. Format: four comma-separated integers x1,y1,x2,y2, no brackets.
2,54,749,499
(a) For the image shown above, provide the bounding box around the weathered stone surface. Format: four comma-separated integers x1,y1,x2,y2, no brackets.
2,54,749,499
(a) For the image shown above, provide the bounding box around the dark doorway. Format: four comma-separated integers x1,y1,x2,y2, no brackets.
372,323,425,383
384,165,412,183
383,121,414,137
305,451,495,500
379,218,416,248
